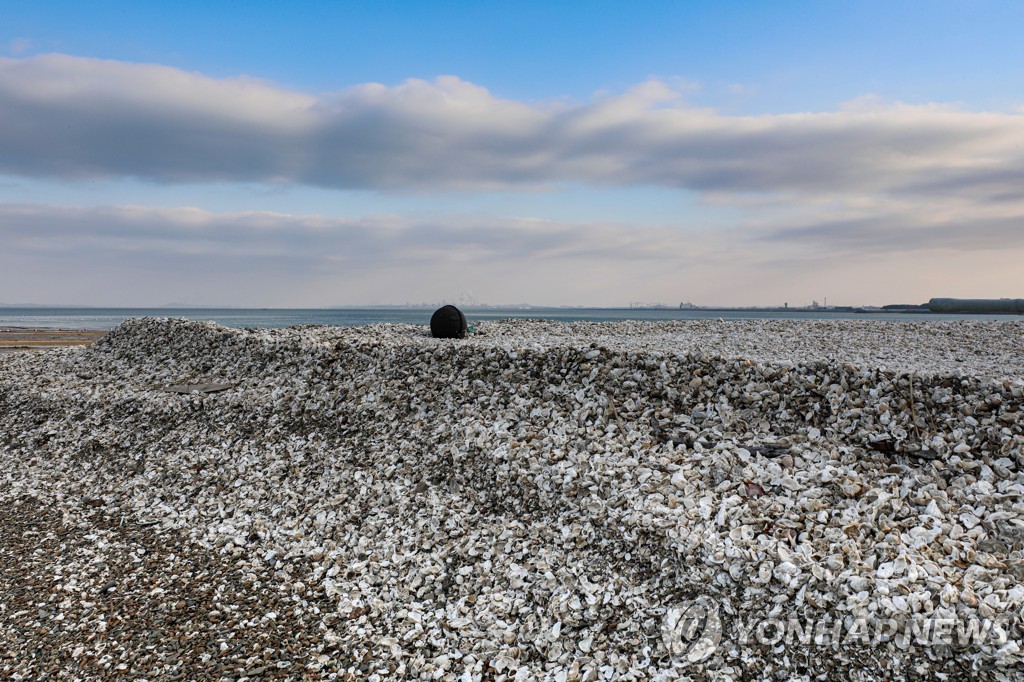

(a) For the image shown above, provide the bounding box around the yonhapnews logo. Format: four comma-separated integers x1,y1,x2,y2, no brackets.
662,597,1015,665
662,597,722,663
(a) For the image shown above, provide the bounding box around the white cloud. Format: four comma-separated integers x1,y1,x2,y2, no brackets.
0,203,723,306
2,202,1022,307
0,203,694,261
2,55,1023,306
1,54,1023,199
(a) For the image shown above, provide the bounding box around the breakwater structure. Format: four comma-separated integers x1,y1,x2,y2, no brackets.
930,297,1024,314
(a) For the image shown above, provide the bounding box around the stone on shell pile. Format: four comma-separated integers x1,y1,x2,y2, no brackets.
1,317,1023,680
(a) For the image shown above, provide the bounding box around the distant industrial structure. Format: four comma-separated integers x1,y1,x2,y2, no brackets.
628,301,673,309
929,298,1024,314
624,297,1023,314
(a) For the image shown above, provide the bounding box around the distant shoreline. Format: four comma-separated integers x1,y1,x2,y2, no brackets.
0,329,107,352
3,303,1020,314
2,306,1022,335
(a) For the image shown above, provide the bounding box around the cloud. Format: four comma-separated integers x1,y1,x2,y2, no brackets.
2,54,1024,198
0,203,701,263
0,203,745,306
2,55,1023,307
761,210,1024,255
2,202,1022,308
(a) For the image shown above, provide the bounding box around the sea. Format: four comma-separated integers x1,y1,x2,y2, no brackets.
0,307,1017,330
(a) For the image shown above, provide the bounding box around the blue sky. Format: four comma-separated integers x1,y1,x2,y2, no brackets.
2,1,1023,306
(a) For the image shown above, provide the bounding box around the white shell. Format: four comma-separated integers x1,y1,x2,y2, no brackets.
2,316,1023,678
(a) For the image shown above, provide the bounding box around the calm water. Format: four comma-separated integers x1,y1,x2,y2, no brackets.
0,307,1018,330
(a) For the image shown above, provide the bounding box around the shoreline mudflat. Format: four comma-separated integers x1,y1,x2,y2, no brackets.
1,318,1023,680
0,329,107,353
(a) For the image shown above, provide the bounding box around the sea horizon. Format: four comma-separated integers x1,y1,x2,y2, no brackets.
1,305,1020,331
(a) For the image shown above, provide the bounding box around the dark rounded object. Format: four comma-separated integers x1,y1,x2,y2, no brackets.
430,305,468,339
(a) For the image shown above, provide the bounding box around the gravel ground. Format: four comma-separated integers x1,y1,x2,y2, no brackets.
0,497,354,680
467,318,1024,381
1,317,1023,681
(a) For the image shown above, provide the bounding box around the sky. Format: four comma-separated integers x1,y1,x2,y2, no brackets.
2,1,1023,307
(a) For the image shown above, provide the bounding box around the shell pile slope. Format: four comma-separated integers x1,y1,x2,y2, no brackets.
2,317,1024,681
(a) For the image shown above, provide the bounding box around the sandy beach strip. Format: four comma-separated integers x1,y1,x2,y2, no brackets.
1,317,1023,680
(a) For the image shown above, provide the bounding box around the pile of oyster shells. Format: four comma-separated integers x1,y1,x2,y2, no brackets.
2,317,1023,680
